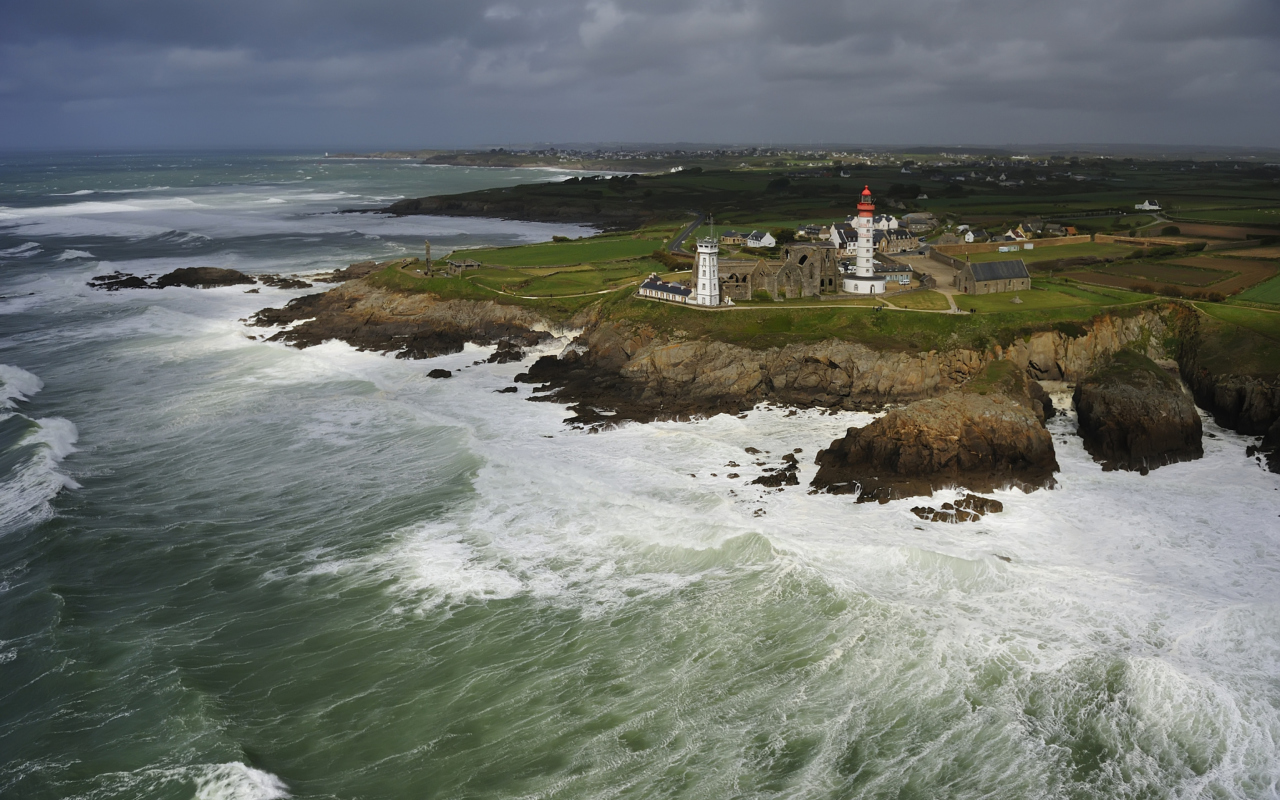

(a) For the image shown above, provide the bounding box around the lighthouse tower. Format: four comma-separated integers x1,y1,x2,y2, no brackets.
843,186,887,295
695,226,720,306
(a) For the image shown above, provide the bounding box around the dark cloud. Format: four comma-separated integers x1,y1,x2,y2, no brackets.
0,0,1276,149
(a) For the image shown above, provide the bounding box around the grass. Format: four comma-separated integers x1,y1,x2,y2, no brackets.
1191,305,1280,378
598,289,1164,353
887,291,951,310
961,242,1138,264
458,234,663,267
365,266,607,319
1196,303,1280,341
1235,275,1280,305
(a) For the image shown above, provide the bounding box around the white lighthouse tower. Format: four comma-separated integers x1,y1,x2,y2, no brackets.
694,221,720,306
843,186,887,295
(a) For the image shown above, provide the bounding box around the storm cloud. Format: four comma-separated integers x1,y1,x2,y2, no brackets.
2,0,1278,149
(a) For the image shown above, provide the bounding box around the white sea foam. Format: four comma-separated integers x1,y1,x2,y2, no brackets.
0,415,80,533
56,249,95,261
193,763,289,800
50,189,95,196
0,363,43,408
0,242,41,258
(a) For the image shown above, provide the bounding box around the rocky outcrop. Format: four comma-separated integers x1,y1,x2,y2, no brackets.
250,279,551,359
90,267,257,290
911,494,1004,523
810,362,1059,502
154,267,257,289
1073,350,1203,473
1174,307,1280,473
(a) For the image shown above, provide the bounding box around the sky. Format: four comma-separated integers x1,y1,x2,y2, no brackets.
2,0,1279,151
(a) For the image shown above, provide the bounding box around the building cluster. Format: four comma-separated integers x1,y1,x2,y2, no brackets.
641,186,921,306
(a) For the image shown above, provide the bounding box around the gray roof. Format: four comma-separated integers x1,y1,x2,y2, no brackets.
968,259,1030,282
640,276,691,297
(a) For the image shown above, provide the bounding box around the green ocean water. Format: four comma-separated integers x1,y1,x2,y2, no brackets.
2,153,1279,800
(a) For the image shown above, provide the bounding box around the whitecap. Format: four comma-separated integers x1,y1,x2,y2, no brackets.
0,242,41,258
193,763,289,800
0,363,43,408
50,189,95,196
56,249,95,261
0,415,80,532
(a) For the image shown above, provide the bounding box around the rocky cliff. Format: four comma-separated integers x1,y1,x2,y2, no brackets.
521,308,1174,426
809,362,1059,502
1073,350,1203,473
250,280,552,359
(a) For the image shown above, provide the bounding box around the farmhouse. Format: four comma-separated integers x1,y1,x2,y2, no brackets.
719,230,747,245
874,228,919,254
900,212,938,233
957,259,1031,295
1135,200,1162,211
746,230,777,248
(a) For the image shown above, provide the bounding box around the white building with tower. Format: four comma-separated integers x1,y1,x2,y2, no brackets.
842,186,887,295
694,234,720,306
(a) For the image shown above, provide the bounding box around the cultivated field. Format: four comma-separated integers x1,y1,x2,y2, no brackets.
1162,222,1280,240
1173,208,1280,226
1234,276,1280,306
1171,257,1277,294
1098,261,1234,287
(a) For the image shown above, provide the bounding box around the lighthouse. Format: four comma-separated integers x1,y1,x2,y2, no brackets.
842,186,887,295
694,229,720,306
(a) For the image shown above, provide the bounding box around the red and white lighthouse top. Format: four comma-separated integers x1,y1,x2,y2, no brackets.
857,185,875,216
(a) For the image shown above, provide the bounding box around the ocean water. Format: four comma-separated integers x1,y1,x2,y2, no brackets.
2,153,1279,800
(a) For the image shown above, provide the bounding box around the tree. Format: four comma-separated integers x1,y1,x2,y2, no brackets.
773,227,796,244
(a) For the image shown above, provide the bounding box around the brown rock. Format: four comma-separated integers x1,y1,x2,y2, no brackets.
811,362,1058,502
1073,350,1202,473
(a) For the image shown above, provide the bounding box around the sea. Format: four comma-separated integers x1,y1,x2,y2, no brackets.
1,152,1279,800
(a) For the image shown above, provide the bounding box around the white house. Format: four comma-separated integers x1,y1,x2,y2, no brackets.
745,230,777,249
1135,200,1162,211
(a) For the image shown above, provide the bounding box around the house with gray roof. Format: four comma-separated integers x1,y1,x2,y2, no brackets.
957,259,1031,295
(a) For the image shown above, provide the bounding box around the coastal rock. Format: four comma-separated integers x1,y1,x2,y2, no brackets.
154,267,257,289
250,279,551,359
811,363,1058,502
427,369,452,379
1073,350,1203,473
313,260,389,283
88,272,154,291
486,340,527,364
259,274,313,290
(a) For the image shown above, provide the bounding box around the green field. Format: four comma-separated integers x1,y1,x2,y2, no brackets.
959,281,1150,314
1197,302,1280,341
962,242,1138,264
1235,275,1280,305
463,259,658,297
1172,207,1280,225
456,235,663,267
887,291,951,310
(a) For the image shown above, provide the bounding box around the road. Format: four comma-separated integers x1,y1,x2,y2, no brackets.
667,213,706,255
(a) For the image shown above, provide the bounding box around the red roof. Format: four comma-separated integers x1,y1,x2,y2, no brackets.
861,186,872,196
